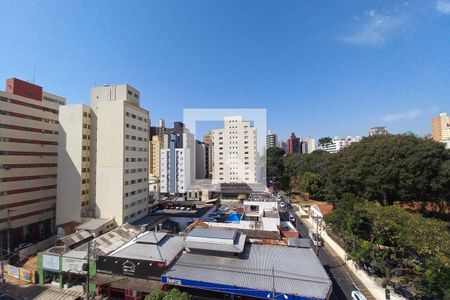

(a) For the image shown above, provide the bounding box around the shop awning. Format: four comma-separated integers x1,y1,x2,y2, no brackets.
91,273,162,293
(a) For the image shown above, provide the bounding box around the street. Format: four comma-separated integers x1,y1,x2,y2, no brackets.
280,203,357,300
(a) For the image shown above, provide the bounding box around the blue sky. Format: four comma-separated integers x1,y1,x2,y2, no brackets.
1,0,449,141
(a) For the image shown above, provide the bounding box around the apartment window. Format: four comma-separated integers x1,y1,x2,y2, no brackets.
83,112,88,117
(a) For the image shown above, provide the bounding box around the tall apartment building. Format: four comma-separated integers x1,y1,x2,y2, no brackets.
369,126,389,136
266,130,277,149
91,84,149,225
195,140,207,179
1,78,65,251
211,116,257,183
56,84,150,227
287,132,301,154
276,140,288,153
432,112,450,142
56,104,93,225
150,135,162,177
203,132,213,178
301,137,316,154
160,129,194,195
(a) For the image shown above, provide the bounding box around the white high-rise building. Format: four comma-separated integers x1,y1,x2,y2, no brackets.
160,130,193,194
266,130,277,149
56,84,150,226
211,116,257,183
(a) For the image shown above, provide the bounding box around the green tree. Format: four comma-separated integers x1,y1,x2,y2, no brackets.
145,289,190,300
163,289,190,300
266,147,285,179
326,135,450,205
299,172,324,199
318,137,333,148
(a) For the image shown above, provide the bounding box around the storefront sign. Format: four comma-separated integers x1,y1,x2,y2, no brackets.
96,256,166,280
62,257,86,274
43,254,60,271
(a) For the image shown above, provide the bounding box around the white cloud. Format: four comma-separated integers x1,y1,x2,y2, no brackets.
338,10,408,47
436,0,450,14
382,109,422,122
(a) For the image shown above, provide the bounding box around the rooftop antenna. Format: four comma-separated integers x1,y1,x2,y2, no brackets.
32,66,36,84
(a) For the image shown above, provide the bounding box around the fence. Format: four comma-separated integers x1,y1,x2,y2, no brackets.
18,235,57,260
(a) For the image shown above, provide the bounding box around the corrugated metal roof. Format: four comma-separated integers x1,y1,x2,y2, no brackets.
64,224,141,259
57,230,92,248
75,218,112,231
164,244,331,299
185,232,246,253
188,228,236,240
110,235,184,265
136,232,167,244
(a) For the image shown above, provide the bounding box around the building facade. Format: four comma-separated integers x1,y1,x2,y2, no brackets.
369,126,389,136
1,78,65,250
432,112,450,142
195,140,207,179
287,132,301,154
319,136,362,154
211,116,257,183
160,131,193,195
91,84,150,225
266,130,277,149
56,104,93,225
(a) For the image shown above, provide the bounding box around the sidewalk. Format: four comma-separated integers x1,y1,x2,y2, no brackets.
294,206,377,300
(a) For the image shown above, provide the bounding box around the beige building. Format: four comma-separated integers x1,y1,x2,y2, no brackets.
0,78,65,251
56,84,150,227
92,84,150,225
432,112,450,142
211,116,257,183
150,135,162,177
56,104,93,225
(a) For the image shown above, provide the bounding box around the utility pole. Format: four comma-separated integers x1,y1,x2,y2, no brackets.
1,234,4,284
272,266,275,300
85,240,91,300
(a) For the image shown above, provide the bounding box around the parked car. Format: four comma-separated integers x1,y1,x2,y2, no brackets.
279,202,286,208
14,243,33,252
351,291,368,300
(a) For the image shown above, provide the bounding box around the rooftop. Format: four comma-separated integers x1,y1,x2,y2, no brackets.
163,243,331,299
75,218,113,231
109,233,184,265
185,228,247,253
63,224,141,259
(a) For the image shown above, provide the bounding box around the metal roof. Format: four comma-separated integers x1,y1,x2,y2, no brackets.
288,238,312,248
163,244,331,299
188,228,236,240
136,232,167,244
110,235,184,264
57,230,92,248
75,218,112,231
185,232,246,253
64,224,141,259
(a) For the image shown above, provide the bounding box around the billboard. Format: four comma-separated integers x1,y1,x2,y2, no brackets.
43,254,60,271
62,257,86,274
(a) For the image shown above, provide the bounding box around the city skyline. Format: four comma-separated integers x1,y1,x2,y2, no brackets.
2,1,450,139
